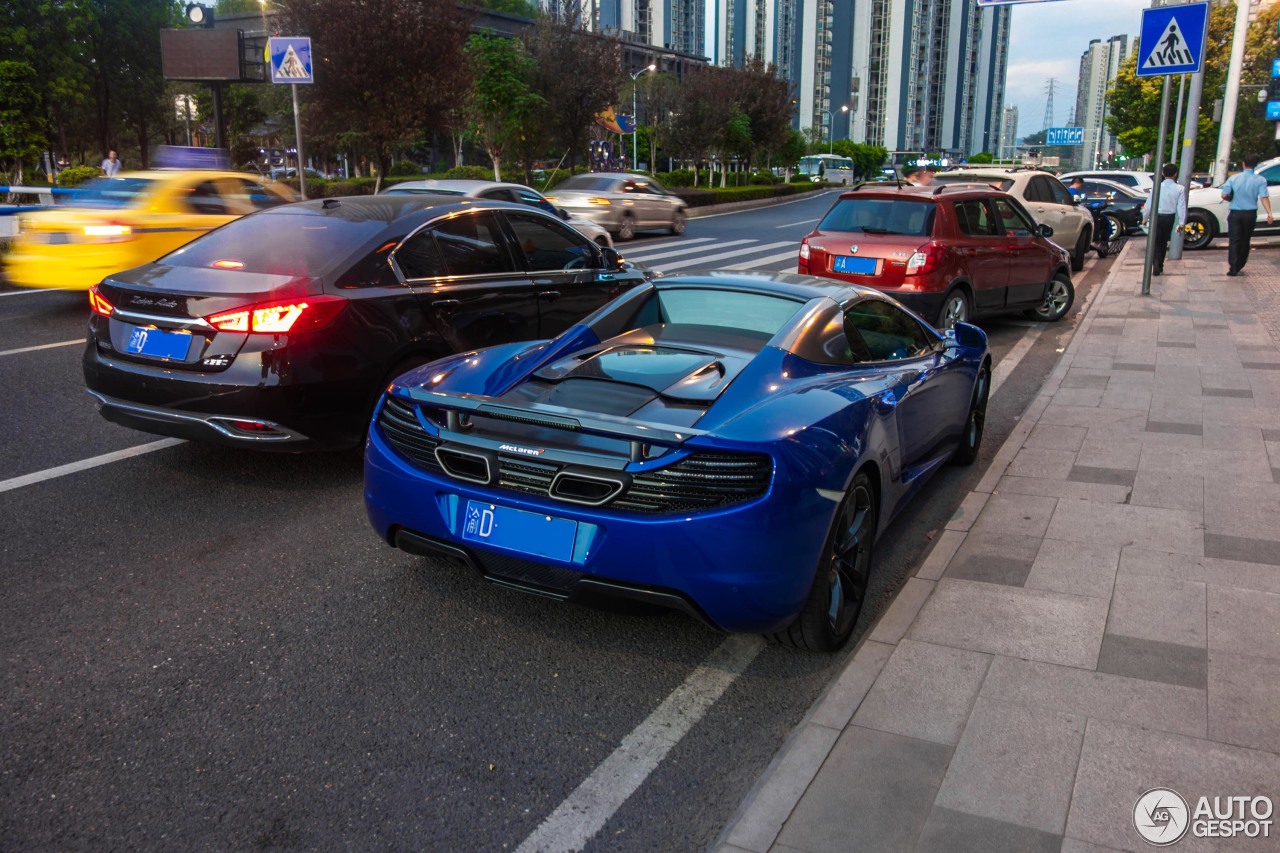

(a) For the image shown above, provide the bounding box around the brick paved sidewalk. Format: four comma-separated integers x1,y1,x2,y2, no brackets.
715,242,1280,853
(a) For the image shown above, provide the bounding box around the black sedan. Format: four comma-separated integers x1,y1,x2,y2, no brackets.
1063,177,1145,235
83,195,648,450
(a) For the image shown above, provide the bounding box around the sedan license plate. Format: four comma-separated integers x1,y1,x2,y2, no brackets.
833,255,877,275
462,500,578,563
125,326,192,360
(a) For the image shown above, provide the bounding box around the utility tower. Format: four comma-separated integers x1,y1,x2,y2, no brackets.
1043,78,1057,130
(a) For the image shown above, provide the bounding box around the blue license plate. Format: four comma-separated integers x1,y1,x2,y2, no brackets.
125,326,192,360
833,255,877,275
462,500,578,563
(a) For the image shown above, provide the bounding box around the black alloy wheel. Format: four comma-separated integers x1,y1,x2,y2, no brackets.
951,363,990,466
772,470,877,652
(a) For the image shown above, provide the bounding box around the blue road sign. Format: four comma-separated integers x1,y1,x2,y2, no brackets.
1272,58,1280,78
1046,127,1085,146
268,37,313,84
1268,102,1280,121
1137,3,1208,77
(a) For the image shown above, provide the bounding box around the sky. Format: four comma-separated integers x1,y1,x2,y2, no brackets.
1005,0,1155,137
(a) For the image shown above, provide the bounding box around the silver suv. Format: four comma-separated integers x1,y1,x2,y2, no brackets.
547,173,688,241
933,168,1094,271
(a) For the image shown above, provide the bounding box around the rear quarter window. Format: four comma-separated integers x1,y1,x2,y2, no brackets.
818,198,936,236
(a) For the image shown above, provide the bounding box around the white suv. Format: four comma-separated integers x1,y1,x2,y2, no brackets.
933,168,1094,271
1182,157,1280,250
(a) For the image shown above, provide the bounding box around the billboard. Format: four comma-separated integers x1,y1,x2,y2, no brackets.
160,29,243,82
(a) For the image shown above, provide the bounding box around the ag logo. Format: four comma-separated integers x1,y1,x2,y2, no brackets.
1134,788,1190,845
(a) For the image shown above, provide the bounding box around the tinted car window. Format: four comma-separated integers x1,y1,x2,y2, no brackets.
657,289,801,337
506,213,595,271
479,188,518,202
431,212,515,277
844,301,932,362
1023,177,1048,203
557,175,615,192
512,188,559,214
226,179,283,212
395,230,447,279
818,198,936,236
991,197,1035,236
954,199,998,236
164,209,387,277
187,180,229,215
1046,178,1075,205
1260,165,1280,186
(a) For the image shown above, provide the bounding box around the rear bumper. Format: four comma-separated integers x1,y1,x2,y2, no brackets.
363,423,837,634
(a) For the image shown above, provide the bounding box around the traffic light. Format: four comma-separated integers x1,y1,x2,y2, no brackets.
185,3,214,28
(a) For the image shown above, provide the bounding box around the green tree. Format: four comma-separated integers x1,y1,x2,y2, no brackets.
772,128,807,178
968,151,994,164
0,60,46,186
669,65,737,186
464,32,545,181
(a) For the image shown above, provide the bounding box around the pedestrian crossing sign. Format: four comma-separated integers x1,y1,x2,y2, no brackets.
268,37,313,84
1137,3,1208,77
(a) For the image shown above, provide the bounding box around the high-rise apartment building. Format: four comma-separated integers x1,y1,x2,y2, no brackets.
709,0,1009,158
1074,35,1128,170
590,0,707,57
999,105,1019,159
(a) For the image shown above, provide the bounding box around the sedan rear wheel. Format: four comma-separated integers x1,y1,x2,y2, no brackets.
1025,272,1074,322
936,289,970,330
1183,210,1214,250
670,209,686,235
771,470,876,652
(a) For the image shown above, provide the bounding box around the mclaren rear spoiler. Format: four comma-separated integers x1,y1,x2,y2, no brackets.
398,387,708,462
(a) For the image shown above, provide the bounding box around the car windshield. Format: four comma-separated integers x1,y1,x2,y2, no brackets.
62,177,155,208
657,288,801,337
162,208,389,278
818,198,936,236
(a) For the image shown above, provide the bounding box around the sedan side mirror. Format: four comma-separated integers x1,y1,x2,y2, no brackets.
599,245,623,269
1039,224,1054,238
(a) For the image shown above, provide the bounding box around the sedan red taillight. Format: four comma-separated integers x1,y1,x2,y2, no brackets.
798,239,811,274
88,284,114,317
205,295,347,334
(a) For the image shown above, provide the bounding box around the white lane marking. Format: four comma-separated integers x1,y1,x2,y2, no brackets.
990,324,1045,397
620,237,716,256
0,288,69,297
652,241,795,273
0,438,186,494
623,238,755,263
516,634,764,853
775,219,819,229
0,339,83,358
720,249,803,271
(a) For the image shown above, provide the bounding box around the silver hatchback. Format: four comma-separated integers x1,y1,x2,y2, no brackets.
546,173,688,240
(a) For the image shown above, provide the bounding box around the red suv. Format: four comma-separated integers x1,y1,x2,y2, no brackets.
798,184,1074,328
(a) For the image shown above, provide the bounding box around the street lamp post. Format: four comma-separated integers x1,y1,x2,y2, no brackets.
631,64,656,172
827,105,849,154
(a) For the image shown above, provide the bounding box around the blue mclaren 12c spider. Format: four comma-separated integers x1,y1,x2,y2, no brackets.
364,272,991,651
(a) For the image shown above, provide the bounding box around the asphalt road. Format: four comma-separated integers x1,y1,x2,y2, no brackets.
0,191,1116,852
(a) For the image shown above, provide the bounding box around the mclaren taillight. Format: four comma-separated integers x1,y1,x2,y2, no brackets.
906,242,943,276
82,221,134,242
205,295,346,334
88,285,114,317
798,239,811,274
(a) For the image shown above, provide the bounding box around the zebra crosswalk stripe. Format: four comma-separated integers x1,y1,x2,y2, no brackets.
720,249,802,271
622,239,755,263
652,241,795,272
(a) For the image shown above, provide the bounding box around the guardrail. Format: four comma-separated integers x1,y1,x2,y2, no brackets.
1,186,77,205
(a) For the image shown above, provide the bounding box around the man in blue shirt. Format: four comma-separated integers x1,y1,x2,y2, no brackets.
1221,153,1274,276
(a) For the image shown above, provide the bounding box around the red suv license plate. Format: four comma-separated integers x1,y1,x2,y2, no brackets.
833,255,876,275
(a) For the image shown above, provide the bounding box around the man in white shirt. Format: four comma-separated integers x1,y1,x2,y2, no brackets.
101,150,120,177
1141,163,1186,276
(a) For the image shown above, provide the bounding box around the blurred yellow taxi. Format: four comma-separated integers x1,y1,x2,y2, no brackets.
4,170,296,290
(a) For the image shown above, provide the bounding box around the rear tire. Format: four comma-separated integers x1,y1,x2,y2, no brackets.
616,215,636,241
670,209,686,235
1183,210,1214,250
770,470,876,652
1025,272,1074,322
951,363,990,466
936,289,970,330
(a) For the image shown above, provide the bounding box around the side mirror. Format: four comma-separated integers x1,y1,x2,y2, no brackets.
557,207,571,220
952,321,986,350
1039,224,1054,238
599,245,623,269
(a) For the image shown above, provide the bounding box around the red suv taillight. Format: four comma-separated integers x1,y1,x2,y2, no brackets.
88,284,114,317
798,239,811,274
906,242,943,276
205,295,347,334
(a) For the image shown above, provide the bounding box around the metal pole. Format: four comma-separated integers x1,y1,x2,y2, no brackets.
292,83,306,199
828,110,834,154
1212,0,1252,185
1143,76,1172,296
1172,74,1187,162
632,83,638,171
1170,70,1206,260
211,83,226,150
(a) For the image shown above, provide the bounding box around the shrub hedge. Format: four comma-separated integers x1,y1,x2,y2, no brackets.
56,165,102,187
670,181,826,208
